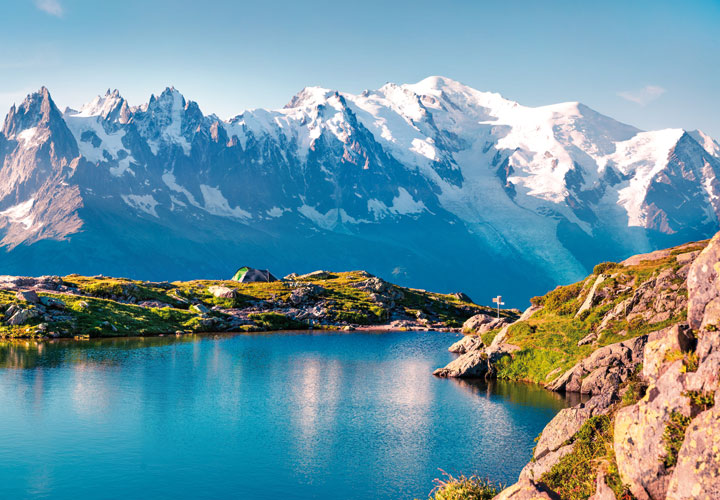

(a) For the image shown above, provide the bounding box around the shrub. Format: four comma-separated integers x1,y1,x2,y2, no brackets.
425,471,499,500
541,415,613,500
593,262,618,275
542,282,584,314
661,411,692,468
685,390,715,413
248,312,307,331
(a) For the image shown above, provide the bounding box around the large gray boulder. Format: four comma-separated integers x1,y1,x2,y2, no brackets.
687,233,720,329
7,308,40,325
492,479,559,500
666,405,720,499
546,335,647,394
461,313,510,334
208,285,236,299
16,290,40,303
614,361,691,500
448,334,484,354
433,349,490,378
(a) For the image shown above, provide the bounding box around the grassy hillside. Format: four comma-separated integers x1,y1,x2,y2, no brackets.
0,271,509,339
490,241,705,384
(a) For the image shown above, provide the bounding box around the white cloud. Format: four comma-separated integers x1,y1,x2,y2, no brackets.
617,85,666,106
35,0,63,17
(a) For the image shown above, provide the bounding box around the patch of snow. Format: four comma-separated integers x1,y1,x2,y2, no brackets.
64,106,136,175
121,194,159,217
298,205,369,229
0,199,35,228
199,184,251,219
611,129,685,227
389,188,426,215
266,206,289,218
162,172,199,206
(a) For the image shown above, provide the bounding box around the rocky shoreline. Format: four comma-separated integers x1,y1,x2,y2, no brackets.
433,237,720,499
0,271,515,340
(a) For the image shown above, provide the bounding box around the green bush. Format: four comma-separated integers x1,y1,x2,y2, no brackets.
661,411,692,468
248,312,307,331
541,415,612,499
425,472,499,500
593,262,618,275
542,281,584,314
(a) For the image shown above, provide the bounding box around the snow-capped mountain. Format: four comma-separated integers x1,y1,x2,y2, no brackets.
1,77,719,305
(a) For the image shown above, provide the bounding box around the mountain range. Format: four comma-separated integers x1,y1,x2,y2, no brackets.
1,76,719,305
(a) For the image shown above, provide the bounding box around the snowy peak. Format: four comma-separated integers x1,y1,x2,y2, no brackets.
689,130,720,159
284,86,337,109
132,87,203,154
2,87,61,138
72,89,131,124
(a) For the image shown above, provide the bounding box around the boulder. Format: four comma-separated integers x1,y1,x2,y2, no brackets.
547,335,647,395
642,324,694,382
614,362,691,500
40,296,66,309
16,290,40,303
137,300,173,309
575,274,607,318
666,405,720,500
208,285,237,299
448,335,484,354
687,233,720,329
519,444,573,481
288,284,323,306
190,304,210,314
462,313,510,334
533,392,616,461
451,292,474,303
433,349,490,378
7,308,40,325
492,479,559,500
298,270,333,280
588,469,617,500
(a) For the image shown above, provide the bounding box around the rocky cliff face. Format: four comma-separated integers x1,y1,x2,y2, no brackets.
438,235,720,499
1,79,719,305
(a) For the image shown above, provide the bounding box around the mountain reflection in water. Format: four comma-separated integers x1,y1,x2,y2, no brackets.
0,331,579,500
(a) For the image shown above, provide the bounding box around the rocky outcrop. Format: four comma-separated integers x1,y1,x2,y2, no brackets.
461,313,511,334
666,405,720,499
433,349,491,378
448,334,484,354
490,235,720,500
546,335,647,395
493,480,559,500
208,285,236,299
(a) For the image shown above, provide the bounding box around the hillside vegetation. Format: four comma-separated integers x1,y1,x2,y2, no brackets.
470,241,704,384
0,271,513,339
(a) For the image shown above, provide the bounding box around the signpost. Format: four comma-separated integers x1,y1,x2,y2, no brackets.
492,295,504,318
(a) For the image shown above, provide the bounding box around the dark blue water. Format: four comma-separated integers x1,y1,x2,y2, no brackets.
0,331,574,499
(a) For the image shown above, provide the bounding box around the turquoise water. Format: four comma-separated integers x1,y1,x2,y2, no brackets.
0,331,574,499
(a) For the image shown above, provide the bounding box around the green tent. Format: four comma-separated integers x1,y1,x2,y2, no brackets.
231,266,278,283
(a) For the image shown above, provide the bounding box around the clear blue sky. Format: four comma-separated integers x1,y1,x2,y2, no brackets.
1,0,719,137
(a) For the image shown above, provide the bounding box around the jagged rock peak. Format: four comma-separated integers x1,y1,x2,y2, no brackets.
2,87,63,138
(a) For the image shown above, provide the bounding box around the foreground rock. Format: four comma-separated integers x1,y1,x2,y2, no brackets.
476,235,720,500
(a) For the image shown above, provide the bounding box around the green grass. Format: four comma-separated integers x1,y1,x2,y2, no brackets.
492,244,695,384
661,411,692,468
424,472,499,500
541,415,613,500
247,312,307,331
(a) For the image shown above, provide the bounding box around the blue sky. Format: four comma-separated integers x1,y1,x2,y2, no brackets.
1,0,719,137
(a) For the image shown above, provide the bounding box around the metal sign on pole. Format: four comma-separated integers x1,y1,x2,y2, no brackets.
492,295,504,318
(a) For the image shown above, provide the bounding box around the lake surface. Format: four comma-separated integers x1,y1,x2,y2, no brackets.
0,331,576,499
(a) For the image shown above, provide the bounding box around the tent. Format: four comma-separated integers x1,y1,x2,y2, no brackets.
231,266,278,283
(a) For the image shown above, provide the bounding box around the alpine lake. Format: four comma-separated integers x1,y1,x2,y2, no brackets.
0,330,579,499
